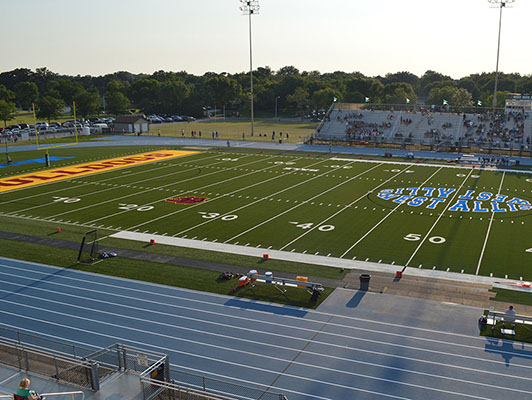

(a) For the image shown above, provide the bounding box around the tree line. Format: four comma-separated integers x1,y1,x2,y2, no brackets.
1,66,532,126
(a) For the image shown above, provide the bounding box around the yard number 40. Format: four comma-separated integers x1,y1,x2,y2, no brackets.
404,233,446,244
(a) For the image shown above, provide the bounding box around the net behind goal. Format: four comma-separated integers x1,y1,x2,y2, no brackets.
77,229,99,264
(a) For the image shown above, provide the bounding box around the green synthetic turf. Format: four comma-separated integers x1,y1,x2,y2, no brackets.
2,145,532,281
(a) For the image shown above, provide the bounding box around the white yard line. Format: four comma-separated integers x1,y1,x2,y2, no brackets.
0,151,216,206
123,157,330,236
340,167,443,258
4,153,248,216
278,164,415,251
37,155,269,220
224,163,383,243
172,157,336,236
403,169,474,269
475,172,506,275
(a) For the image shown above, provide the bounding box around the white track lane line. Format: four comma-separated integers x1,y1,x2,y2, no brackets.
278,164,415,251
339,166,443,258
0,310,492,400
3,259,529,353
0,282,530,387
2,265,530,371
403,169,474,269
224,163,382,243
475,172,506,275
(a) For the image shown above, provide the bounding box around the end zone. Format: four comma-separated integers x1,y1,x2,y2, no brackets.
0,150,199,193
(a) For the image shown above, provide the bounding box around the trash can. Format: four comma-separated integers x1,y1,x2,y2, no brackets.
359,274,371,291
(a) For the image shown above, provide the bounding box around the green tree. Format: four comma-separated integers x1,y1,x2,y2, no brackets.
0,85,15,102
0,99,17,127
287,87,310,116
311,88,340,110
14,81,39,110
130,78,161,113
427,86,472,108
105,91,130,115
74,90,100,118
57,80,84,105
36,96,64,123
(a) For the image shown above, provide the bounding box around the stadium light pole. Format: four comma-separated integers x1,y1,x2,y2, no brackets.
489,0,515,111
239,0,259,137
274,96,280,119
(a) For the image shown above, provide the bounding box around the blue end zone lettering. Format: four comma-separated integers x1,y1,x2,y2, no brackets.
491,202,507,212
459,190,475,200
437,188,456,198
507,198,531,206
493,194,508,203
426,198,446,209
395,188,405,195
476,192,493,201
392,195,413,204
421,187,436,197
449,200,470,212
507,203,518,212
407,187,420,196
473,201,489,212
377,193,399,200
407,197,427,207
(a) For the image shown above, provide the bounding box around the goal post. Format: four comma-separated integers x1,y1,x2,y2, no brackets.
77,229,99,264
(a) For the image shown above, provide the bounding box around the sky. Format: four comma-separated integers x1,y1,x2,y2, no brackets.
1,0,531,79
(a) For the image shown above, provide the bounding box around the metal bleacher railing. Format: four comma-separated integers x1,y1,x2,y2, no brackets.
0,392,84,400
0,327,288,400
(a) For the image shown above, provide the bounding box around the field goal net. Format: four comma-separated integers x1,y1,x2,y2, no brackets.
77,229,100,264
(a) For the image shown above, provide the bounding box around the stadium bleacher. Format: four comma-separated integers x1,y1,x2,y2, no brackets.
314,104,532,153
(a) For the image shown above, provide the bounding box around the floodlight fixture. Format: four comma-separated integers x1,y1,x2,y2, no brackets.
239,0,259,137
488,0,515,110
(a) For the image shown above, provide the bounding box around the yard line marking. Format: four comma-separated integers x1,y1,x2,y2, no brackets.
279,164,415,251
0,282,528,396
0,151,214,207
476,172,506,275
223,163,381,243
143,158,333,238
2,152,226,215
39,155,271,221
339,167,443,258
403,169,474,270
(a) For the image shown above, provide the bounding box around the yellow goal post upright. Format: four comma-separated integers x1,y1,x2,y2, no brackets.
33,101,80,166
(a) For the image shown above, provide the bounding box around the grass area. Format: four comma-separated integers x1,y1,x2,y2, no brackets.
2,144,532,287
479,319,532,344
0,238,331,308
146,119,317,143
490,288,532,307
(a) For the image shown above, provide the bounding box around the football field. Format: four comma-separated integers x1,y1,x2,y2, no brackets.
1,146,532,280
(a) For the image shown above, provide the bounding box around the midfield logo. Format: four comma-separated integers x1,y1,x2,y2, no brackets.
376,187,531,213
165,196,209,204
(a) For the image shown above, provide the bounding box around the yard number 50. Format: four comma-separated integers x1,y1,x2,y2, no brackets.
404,233,446,244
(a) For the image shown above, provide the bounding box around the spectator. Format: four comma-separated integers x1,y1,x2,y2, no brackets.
16,378,45,400
505,305,516,327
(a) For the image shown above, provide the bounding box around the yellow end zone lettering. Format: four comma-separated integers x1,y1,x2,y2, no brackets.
0,150,199,193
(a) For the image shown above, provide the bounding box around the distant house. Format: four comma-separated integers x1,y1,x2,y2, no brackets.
113,116,149,134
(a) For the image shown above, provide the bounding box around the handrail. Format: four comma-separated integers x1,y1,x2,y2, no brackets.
0,391,84,400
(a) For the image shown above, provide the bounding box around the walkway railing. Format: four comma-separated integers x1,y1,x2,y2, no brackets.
0,391,84,400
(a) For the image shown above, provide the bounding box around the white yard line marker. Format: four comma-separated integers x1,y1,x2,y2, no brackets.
2,151,220,213
403,169,474,269
340,167,443,258
223,162,381,243
169,158,333,238
279,164,415,251
476,172,506,275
